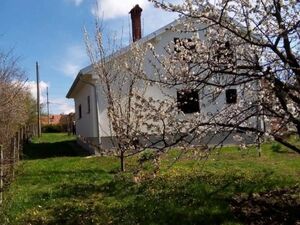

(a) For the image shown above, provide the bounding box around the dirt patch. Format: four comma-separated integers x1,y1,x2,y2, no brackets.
230,186,300,225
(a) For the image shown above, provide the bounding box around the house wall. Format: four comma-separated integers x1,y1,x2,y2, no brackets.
145,25,260,129
93,26,260,149
71,21,260,150
73,83,98,140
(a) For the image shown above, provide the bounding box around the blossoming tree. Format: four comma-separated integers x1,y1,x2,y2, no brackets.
147,0,300,153
84,25,186,171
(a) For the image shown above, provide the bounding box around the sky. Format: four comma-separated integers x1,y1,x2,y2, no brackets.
0,0,179,114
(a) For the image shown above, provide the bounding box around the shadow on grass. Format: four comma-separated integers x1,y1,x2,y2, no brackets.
19,170,297,225
23,140,89,159
21,176,235,225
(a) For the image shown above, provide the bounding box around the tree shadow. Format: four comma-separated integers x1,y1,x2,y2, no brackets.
21,180,233,224
20,174,246,225
16,164,298,225
23,140,89,159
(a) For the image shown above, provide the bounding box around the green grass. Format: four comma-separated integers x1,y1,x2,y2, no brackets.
31,133,76,143
1,134,299,225
23,133,88,159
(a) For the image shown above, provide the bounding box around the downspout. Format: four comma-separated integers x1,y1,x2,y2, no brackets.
79,76,101,146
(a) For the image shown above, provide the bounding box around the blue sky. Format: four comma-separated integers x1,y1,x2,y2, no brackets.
0,0,179,114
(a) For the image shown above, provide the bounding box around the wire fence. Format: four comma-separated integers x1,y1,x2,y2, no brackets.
0,124,37,205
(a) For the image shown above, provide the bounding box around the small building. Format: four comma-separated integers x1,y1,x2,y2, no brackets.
67,5,261,153
41,113,75,133
41,114,62,125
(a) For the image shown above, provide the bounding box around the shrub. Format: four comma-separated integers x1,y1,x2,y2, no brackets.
271,143,282,152
138,150,156,164
42,124,64,133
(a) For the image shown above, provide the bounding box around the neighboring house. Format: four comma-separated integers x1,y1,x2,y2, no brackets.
41,114,63,125
66,5,260,153
41,113,75,133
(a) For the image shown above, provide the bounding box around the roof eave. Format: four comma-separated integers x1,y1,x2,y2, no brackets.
66,72,83,99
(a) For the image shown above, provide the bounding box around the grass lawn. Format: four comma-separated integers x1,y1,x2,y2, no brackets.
22,133,88,159
0,133,299,225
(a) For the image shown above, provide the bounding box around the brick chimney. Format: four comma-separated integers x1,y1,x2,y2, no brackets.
129,4,143,42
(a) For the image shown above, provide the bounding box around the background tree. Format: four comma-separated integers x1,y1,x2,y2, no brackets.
0,49,36,157
147,0,300,153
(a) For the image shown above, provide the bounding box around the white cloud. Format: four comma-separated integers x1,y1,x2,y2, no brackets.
59,44,88,78
49,98,74,114
25,81,74,114
67,0,84,6
62,63,81,77
24,82,73,114
143,5,179,33
92,0,150,20
25,80,49,104
90,0,179,44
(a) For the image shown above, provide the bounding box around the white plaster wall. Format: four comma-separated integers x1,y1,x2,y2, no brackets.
95,27,213,137
73,83,98,138
94,28,199,137
143,25,259,129
91,22,259,138
96,85,111,138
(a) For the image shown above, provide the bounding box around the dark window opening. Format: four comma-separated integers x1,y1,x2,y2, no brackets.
236,127,246,133
177,90,200,114
78,104,82,119
87,96,90,114
226,89,237,104
214,41,235,66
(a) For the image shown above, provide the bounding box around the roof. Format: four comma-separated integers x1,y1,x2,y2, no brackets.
66,4,261,99
66,72,83,98
66,17,185,99
41,114,62,125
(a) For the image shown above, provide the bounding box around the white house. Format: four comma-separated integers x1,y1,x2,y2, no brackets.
66,5,261,153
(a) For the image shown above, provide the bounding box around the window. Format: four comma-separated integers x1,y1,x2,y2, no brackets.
177,90,200,114
87,96,90,114
78,104,82,119
214,41,235,66
226,89,237,104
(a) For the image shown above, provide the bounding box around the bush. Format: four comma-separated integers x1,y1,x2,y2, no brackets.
271,143,282,152
42,125,64,133
138,150,156,164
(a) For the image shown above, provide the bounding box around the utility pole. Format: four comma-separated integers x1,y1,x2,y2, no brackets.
47,87,50,124
36,62,41,137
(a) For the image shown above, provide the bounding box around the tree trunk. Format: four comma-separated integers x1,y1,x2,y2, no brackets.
120,151,125,172
296,123,300,137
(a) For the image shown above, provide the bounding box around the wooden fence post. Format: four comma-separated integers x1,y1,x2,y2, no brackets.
16,132,19,162
20,128,23,145
31,124,34,137
0,145,3,205
12,137,16,179
22,126,25,143
20,128,24,160
23,125,26,143
24,125,27,143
